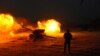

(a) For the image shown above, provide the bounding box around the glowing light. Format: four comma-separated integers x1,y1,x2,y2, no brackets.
0,14,14,33
38,19,61,36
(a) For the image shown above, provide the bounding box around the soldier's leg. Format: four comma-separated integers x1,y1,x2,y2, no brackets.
68,42,71,54
64,42,67,53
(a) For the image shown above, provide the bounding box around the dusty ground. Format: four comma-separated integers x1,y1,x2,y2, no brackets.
0,31,100,56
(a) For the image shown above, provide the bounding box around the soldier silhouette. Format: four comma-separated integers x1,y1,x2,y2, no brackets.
64,29,72,54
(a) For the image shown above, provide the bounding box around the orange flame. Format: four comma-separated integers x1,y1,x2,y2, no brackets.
0,14,14,43
38,19,61,36
0,14,62,43
0,14,14,33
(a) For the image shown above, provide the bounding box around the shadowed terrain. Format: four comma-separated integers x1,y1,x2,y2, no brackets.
0,31,100,56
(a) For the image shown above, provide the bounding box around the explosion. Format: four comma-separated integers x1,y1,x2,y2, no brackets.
0,14,15,43
0,14,14,33
0,14,62,43
38,19,61,36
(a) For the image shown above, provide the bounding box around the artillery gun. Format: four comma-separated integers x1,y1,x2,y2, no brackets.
29,29,45,41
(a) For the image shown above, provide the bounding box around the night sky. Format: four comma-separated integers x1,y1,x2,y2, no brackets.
0,0,100,26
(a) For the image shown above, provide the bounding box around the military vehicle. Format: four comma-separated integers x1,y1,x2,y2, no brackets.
29,29,45,41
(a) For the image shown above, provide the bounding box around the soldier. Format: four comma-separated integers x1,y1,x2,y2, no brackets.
64,29,72,54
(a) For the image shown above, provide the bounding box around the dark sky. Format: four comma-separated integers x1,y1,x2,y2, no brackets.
0,0,100,25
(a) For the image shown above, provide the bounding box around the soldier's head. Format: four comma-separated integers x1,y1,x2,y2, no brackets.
66,29,70,33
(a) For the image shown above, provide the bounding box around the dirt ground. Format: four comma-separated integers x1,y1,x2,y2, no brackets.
0,31,100,56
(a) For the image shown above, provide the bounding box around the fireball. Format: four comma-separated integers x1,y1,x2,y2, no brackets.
38,19,61,36
0,14,15,43
0,14,14,33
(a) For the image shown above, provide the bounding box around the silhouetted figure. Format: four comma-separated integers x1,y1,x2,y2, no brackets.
64,29,72,54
